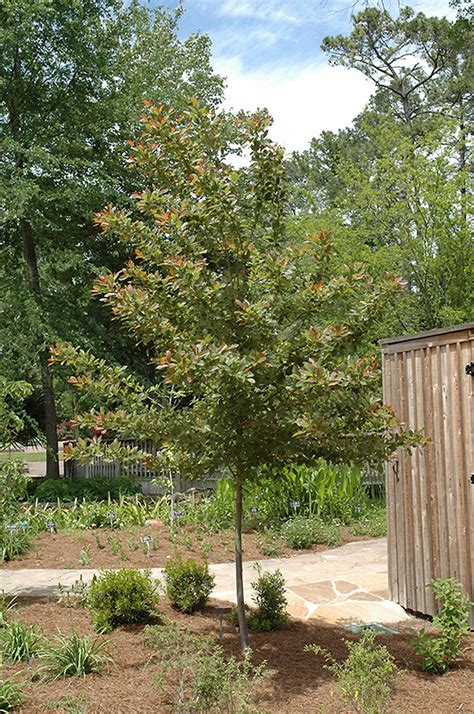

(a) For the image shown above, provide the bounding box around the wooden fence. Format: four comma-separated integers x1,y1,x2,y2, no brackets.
381,323,473,626
64,439,217,494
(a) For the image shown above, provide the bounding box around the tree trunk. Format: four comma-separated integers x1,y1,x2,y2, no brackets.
20,219,60,478
235,474,249,651
11,46,59,477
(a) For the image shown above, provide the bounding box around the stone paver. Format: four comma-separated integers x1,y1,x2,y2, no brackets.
0,538,411,626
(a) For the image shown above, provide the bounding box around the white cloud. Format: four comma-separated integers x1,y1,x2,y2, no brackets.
215,57,373,154
218,0,300,23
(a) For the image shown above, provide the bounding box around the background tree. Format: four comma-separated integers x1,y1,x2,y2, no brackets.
288,6,473,333
52,102,420,650
0,0,223,474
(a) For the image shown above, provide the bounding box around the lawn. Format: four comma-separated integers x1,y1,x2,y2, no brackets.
0,451,46,463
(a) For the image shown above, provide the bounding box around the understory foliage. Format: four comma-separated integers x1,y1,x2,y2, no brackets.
164,558,215,613
143,622,269,713
306,630,399,714
52,100,420,648
413,578,471,674
86,568,160,633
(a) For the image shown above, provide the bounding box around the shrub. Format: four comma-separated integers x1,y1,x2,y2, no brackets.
306,630,399,714
86,568,159,632
247,566,288,632
39,631,113,679
0,620,41,662
30,476,142,502
0,460,30,512
143,622,269,712
281,516,341,549
350,503,387,538
0,675,24,712
413,578,471,674
164,558,215,613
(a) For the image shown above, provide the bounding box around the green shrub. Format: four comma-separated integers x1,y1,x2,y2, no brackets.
30,476,142,502
39,631,113,679
281,516,341,549
0,675,24,711
164,558,215,613
86,568,159,632
0,620,41,662
247,566,288,632
143,622,269,712
306,630,399,714
350,503,387,538
413,578,471,674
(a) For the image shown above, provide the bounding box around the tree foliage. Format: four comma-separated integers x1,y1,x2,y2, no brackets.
0,0,223,473
52,101,420,649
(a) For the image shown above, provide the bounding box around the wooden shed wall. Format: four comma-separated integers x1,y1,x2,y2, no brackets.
382,324,473,625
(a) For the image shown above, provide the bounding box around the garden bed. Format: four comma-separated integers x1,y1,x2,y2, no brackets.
2,596,473,713
1,524,372,570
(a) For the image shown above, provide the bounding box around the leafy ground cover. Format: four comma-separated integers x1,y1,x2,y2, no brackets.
1,596,472,713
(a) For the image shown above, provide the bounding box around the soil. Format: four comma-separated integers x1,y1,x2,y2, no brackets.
2,525,368,570
3,597,473,713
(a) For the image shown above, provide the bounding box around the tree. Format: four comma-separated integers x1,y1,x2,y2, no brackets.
287,6,473,333
0,379,32,450
0,0,223,475
52,102,420,650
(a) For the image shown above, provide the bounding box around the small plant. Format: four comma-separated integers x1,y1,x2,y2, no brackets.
413,578,471,674
281,516,341,549
0,675,24,712
0,620,41,662
126,536,138,552
0,594,16,627
143,622,269,712
305,630,399,714
94,533,105,550
256,528,284,558
86,568,159,632
200,539,213,557
164,558,215,613
57,577,89,608
350,503,387,538
40,631,113,679
247,566,288,632
79,545,91,566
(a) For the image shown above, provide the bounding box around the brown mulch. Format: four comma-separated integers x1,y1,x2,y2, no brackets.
3,598,473,713
2,525,368,570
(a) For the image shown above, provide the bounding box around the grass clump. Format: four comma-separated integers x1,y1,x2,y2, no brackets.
306,630,399,714
0,620,41,663
40,631,113,679
0,675,24,712
86,568,159,632
413,578,471,674
164,558,215,613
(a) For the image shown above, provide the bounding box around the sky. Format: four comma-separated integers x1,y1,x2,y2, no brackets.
160,0,456,154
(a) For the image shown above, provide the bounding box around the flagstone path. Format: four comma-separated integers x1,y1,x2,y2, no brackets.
1,537,411,625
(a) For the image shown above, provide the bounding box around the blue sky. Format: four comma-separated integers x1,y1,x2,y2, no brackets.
160,0,455,153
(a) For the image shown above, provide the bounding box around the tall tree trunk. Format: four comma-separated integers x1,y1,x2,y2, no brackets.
235,474,249,651
20,219,60,478
10,44,60,476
